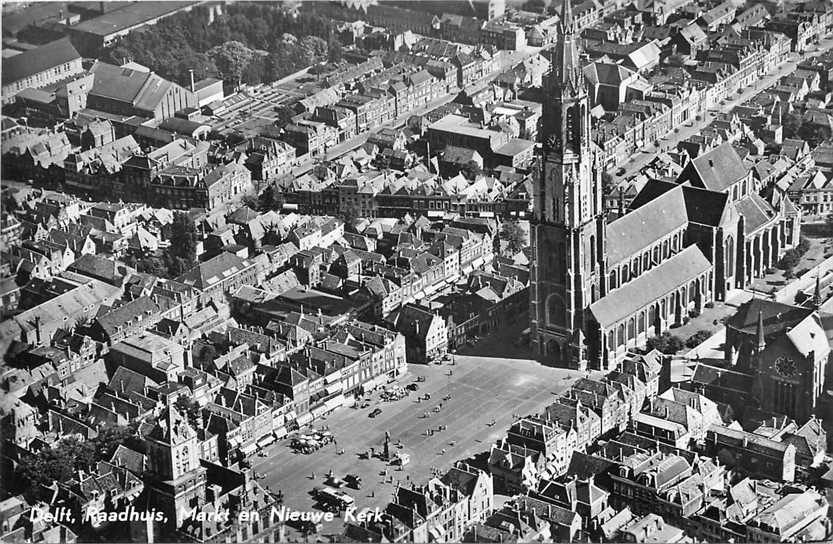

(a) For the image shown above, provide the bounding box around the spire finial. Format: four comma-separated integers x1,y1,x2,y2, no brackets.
561,0,574,32
756,311,766,352
813,272,821,310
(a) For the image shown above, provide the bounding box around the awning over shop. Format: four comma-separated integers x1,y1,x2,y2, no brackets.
257,435,276,448
325,383,343,395
324,395,343,412
240,443,257,456
296,412,312,427
273,427,288,439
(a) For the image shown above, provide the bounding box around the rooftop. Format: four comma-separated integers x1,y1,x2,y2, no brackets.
70,1,201,37
1,38,81,87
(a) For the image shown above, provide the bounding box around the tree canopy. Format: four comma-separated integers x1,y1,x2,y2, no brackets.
104,4,341,87
500,220,527,255
17,424,137,497
646,332,685,354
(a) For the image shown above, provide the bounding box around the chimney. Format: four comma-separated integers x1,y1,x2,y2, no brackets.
189,69,196,93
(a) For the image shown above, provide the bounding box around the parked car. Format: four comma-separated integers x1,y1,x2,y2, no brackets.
345,474,362,489
369,408,382,418
406,383,419,391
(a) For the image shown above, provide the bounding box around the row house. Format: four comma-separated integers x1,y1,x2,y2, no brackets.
341,320,408,383
339,92,397,135
242,136,296,184
481,21,526,51
544,399,603,452
391,477,476,543
698,41,767,93
788,168,833,215
562,377,636,436
16,240,75,276
531,476,609,533
66,138,209,203
766,10,830,53
704,424,796,482
608,450,724,526
692,480,828,543
175,252,259,306
204,387,273,461
313,105,357,143
282,120,339,157
63,135,142,196
488,439,546,494
390,302,448,363
453,51,496,90
149,160,254,212
90,295,175,346
506,416,575,478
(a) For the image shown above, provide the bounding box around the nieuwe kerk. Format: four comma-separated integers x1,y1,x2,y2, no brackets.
530,0,802,371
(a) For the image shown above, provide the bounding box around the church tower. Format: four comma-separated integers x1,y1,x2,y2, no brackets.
530,0,605,369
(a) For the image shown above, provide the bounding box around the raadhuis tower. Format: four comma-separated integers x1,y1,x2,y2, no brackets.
530,0,606,369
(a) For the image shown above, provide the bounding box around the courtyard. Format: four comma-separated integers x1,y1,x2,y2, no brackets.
252,353,586,540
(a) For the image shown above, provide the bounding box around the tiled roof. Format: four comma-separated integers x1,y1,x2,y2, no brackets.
607,185,688,265
2,38,81,86
734,193,777,234
684,143,748,192
176,252,253,290
590,245,711,328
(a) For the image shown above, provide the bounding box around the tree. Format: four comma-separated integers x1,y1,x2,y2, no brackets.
500,220,527,255
685,330,713,349
258,184,285,211
166,255,192,278
241,52,267,85
461,160,483,180
601,171,615,195
241,193,259,210
175,396,203,429
16,423,136,498
208,40,254,87
273,105,297,129
327,33,343,63
646,332,685,354
781,112,802,139
169,212,197,266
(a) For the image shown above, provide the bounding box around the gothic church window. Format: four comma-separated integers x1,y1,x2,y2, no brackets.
725,236,735,276
547,294,566,327
590,235,596,271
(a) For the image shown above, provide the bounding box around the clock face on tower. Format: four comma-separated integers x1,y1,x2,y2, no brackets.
774,357,797,377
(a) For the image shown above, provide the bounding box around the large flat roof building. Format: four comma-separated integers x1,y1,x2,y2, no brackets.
67,1,205,56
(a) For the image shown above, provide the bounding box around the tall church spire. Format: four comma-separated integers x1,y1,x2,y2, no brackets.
531,0,602,371
553,0,583,92
756,311,766,352
561,0,574,30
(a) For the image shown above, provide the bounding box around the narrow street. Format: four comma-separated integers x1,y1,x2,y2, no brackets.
615,35,833,184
